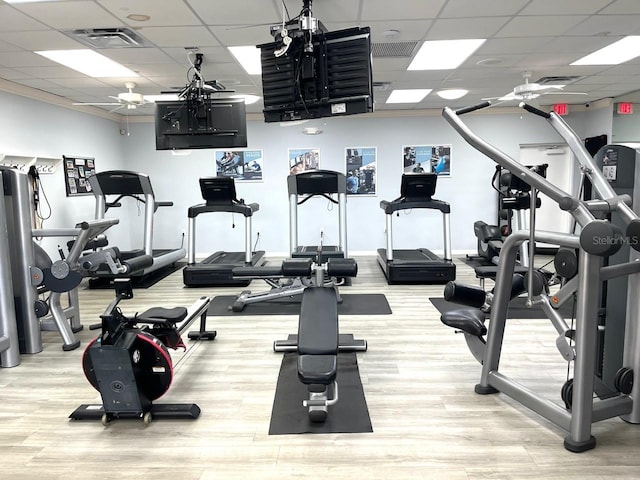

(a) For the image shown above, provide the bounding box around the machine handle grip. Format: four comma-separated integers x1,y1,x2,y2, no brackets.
156,201,173,207
455,101,491,115
520,102,551,119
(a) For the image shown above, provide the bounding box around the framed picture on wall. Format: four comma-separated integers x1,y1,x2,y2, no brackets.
62,155,96,196
215,150,263,181
288,148,320,174
345,147,377,195
402,145,451,176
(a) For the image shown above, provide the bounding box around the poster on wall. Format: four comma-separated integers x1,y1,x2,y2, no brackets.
62,155,96,196
215,150,263,181
288,148,320,174
402,145,451,176
345,147,377,195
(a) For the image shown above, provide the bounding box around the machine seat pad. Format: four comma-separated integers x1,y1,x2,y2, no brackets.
138,306,188,324
298,354,337,385
440,308,487,337
298,287,339,356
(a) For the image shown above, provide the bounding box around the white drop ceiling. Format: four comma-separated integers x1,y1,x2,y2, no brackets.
1,0,640,118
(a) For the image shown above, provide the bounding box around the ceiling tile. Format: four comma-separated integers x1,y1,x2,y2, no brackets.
303,0,361,23
97,48,174,65
161,46,235,65
137,26,219,48
440,0,530,17
49,77,113,89
0,30,83,51
10,1,121,30
0,38,22,52
0,67,32,80
601,0,640,14
209,24,273,47
14,65,87,79
564,15,640,36
520,0,615,15
348,20,431,43
496,15,589,37
477,36,552,55
0,51,58,68
0,5,50,32
361,0,446,21
427,17,510,40
187,0,279,25
97,0,202,27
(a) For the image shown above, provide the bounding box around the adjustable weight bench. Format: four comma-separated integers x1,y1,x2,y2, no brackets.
297,287,340,422
273,257,367,422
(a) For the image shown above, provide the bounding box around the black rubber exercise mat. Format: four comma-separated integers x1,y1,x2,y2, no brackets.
430,296,576,319
207,293,392,316
269,338,372,435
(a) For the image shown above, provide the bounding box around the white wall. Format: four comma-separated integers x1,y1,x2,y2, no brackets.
122,108,600,256
2,90,614,258
0,91,127,257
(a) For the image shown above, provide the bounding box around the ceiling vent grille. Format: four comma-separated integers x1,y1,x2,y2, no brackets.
63,28,154,49
373,81,391,92
372,42,418,58
536,75,584,84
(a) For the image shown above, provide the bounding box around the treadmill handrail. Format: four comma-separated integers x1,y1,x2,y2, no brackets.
188,202,259,218
380,198,451,214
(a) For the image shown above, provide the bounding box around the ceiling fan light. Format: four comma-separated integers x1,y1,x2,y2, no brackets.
436,89,468,100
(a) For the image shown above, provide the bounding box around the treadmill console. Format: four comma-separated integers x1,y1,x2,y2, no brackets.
288,170,347,195
400,173,437,201
200,177,240,205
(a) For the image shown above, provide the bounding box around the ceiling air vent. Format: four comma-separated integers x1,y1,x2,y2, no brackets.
63,28,155,49
536,75,584,84
372,42,419,58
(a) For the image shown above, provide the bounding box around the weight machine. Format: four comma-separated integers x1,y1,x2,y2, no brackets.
442,101,640,452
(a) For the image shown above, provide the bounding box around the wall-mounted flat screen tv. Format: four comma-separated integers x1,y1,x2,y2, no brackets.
155,97,248,150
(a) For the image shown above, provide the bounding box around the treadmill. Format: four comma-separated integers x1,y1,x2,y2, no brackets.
183,176,266,286
288,170,347,263
89,170,186,284
377,173,456,284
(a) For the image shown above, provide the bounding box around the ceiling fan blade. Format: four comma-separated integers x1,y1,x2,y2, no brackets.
72,102,121,106
543,91,588,96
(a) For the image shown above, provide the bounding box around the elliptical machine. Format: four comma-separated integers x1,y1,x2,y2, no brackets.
70,279,215,425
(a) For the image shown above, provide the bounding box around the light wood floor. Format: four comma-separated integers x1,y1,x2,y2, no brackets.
2,255,640,480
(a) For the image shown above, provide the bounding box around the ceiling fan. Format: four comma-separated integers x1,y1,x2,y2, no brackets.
484,72,588,103
73,82,155,112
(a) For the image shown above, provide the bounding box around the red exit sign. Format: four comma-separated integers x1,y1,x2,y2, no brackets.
618,102,634,115
553,103,568,116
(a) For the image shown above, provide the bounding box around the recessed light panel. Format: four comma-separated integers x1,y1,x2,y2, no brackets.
408,39,486,70
229,46,262,75
571,36,640,65
386,89,432,103
35,49,138,78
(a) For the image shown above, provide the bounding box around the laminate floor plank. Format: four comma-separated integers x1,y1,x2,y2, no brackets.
2,255,640,479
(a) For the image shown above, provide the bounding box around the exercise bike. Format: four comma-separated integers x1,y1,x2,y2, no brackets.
70,279,216,425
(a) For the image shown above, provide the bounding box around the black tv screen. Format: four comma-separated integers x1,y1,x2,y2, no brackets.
155,97,248,150
258,26,373,123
